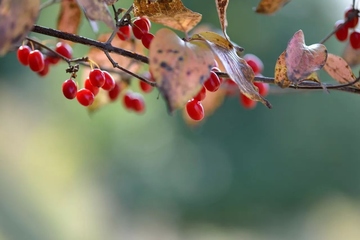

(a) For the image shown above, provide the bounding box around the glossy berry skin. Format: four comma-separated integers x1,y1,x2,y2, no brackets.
37,58,50,77
131,93,145,113
142,17,151,28
89,69,105,87
84,78,99,96
76,88,94,106
139,80,153,93
17,45,31,66
350,31,360,49
240,94,257,109
243,54,263,75
345,7,359,29
254,82,269,97
62,79,78,99
132,18,150,39
108,82,121,101
193,86,206,101
204,71,221,92
117,25,132,41
186,99,204,121
141,32,154,49
101,71,116,91
335,20,349,41
55,42,72,59
28,50,45,72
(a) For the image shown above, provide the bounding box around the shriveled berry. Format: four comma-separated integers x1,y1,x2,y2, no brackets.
28,50,45,72
76,88,94,106
240,94,257,109
55,42,72,59
254,82,269,97
132,17,150,39
193,86,206,101
204,71,221,92
350,31,360,49
17,45,31,66
186,99,204,121
89,69,105,87
141,32,154,49
243,54,263,75
62,79,78,99
84,78,99,96
345,7,359,29
335,20,349,41
108,82,121,101
117,25,132,41
101,71,116,91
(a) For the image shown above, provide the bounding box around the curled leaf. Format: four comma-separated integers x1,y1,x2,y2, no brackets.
0,0,40,56
193,31,271,108
149,28,215,112
323,53,360,89
57,0,82,45
133,0,202,33
255,0,290,14
285,30,327,84
215,0,230,41
75,0,115,30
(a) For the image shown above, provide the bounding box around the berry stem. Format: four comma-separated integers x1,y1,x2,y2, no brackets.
107,5,133,44
320,13,358,44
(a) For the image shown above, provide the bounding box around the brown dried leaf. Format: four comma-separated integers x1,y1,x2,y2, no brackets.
149,28,215,112
193,31,271,108
57,0,82,45
104,0,117,5
285,30,327,84
82,33,144,112
323,53,359,89
133,0,202,33
0,0,40,55
342,42,360,67
215,0,230,41
75,0,115,30
255,0,290,14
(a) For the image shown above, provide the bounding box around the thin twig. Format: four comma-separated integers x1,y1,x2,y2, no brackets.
106,5,134,44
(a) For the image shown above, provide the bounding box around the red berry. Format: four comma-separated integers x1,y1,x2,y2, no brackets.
243,54,263,75
131,93,145,113
141,32,154,49
84,78,99,96
108,82,121,101
101,71,116,91
254,82,269,97
89,69,105,87
132,18,150,39
350,31,360,49
76,88,94,106
62,79,78,99
186,99,204,121
37,58,50,77
17,45,31,66
46,55,60,65
142,17,151,28
139,80,153,93
28,50,45,72
204,71,221,92
123,91,134,109
55,42,72,59
193,86,206,101
240,94,257,109
335,20,349,41
345,7,359,29
117,25,132,41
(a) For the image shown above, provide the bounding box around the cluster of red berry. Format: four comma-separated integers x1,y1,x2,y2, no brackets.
334,6,360,49
117,17,154,49
17,42,72,77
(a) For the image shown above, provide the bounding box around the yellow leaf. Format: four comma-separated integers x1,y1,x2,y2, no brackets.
193,31,271,108
255,0,290,14
323,53,359,89
0,0,40,56
149,28,215,112
133,0,202,33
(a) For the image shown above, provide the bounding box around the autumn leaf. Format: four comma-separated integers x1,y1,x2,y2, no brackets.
149,28,215,112
57,0,82,45
193,31,271,108
285,30,327,84
342,42,360,67
215,0,230,41
104,0,117,5
323,53,360,89
0,0,40,56
133,0,202,33
255,0,290,14
75,0,115,30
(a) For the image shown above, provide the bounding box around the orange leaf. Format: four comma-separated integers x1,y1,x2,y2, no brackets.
255,0,290,14
57,0,82,45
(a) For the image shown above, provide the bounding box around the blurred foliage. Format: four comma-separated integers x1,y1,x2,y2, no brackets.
1,0,360,239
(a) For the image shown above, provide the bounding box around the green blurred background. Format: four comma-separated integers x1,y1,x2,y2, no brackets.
1,0,360,239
